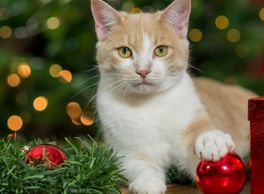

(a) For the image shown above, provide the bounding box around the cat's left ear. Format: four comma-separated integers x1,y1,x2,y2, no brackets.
159,0,191,37
91,0,122,40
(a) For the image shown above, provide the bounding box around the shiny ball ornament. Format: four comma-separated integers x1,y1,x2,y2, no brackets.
24,144,67,168
196,153,246,194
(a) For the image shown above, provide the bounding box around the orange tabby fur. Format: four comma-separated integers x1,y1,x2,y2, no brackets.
91,0,257,193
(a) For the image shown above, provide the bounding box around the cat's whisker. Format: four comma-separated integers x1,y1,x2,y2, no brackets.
110,81,127,94
122,84,129,102
81,81,122,115
75,75,101,88
81,66,99,73
189,65,205,74
72,82,99,98
73,75,124,99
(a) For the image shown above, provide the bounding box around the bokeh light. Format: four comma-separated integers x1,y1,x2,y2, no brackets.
46,16,60,30
7,115,23,131
123,2,135,12
14,27,28,39
80,112,94,126
215,15,229,30
189,29,203,42
66,102,82,119
259,8,264,21
7,74,21,87
59,70,73,83
0,26,12,39
18,63,31,78
227,29,241,43
131,8,141,13
71,117,82,126
33,96,48,111
49,64,63,78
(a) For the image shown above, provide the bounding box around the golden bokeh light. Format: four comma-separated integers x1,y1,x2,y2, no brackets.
215,15,229,30
18,63,31,78
227,28,241,43
59,70,73,83
7,115,23,131
49,64,63,78
33,96,48,111
259,8,264,22
189,29,203,42
131,7,141,13
66,102,82,119
7,74,21,87
46,17,60,30
80,112,94,126
0,26,12,39
71,117,82,126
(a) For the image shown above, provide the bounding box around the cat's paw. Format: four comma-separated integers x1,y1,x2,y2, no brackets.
129,176,166,194
195,130,235,161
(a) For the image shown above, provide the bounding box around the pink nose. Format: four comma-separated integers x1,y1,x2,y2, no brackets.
136,69,150,79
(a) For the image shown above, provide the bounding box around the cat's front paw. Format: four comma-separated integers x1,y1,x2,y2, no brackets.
195,130,235,161
129,176,166,194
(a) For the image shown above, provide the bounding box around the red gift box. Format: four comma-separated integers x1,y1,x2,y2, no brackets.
248,96,264,194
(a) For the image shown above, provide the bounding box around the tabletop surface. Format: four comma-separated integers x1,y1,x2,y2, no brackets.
121,183,250,194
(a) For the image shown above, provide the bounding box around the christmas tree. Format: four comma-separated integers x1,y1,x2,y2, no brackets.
0,0,264,138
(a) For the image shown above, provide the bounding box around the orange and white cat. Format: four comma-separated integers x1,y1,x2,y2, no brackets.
91,0,255,193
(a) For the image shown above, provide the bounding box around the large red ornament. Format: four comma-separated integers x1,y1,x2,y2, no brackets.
196,153,246,194
249,96,264,194
24,144,67,168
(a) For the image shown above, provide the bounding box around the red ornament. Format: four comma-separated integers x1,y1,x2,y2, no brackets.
196,153,246,194
248,96,264,194
24,144,67,168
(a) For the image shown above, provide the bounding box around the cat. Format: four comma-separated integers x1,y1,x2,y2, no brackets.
91,0,256,193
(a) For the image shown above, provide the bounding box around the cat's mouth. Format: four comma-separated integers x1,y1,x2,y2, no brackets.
133,81,155,87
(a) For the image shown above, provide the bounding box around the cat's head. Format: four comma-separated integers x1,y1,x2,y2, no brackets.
91,0,191,94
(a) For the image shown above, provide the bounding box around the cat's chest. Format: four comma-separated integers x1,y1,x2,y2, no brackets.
97,89,198,133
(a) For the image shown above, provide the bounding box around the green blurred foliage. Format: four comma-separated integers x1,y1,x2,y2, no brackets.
0,0,264,138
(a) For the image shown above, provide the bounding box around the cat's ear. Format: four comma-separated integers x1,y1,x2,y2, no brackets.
159,0,191,37
91,0,122,40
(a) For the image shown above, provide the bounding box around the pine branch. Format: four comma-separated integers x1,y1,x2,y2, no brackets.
0,138,126,194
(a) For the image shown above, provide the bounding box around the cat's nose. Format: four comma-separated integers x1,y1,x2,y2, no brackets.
136,69,150,79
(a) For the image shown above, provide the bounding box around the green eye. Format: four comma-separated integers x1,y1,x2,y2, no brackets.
118,47,132,58
154,46,168,57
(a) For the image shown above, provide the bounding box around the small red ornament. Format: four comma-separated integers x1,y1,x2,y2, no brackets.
196,153,246,194
24,144,67,168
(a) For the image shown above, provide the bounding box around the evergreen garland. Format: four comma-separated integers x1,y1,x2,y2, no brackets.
0,138,126,194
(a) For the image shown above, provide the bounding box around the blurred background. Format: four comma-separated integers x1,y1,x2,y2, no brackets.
0,0,264,139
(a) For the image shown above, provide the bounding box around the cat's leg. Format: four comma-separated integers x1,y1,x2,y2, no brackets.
120,152,168,194
182,114,235,178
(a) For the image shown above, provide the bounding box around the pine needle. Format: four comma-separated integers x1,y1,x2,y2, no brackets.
0,138,126,194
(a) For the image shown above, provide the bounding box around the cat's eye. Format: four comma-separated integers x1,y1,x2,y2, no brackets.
154,46,168,57
118,47,133,58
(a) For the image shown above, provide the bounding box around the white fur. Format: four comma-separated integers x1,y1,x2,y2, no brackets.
96,34,233,194
195,130,235,161
136,33,152,70
97,73,234,194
